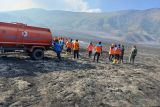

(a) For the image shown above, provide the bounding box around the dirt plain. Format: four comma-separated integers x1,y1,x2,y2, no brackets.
0,46,160,107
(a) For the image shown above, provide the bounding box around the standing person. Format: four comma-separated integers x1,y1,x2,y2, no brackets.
66,39,73,54
53,36,57,42
93,42,102,63
109,44,115,62
59,38,65,50
73,39,80,59
87,42,94,58
52,39,62,61
113,44,121,64
120,45,125,63
129,45,138,64
118,44,122,61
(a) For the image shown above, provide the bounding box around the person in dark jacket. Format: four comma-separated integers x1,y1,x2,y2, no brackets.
52,39,62,61
120,45,125,63
129,45,137,64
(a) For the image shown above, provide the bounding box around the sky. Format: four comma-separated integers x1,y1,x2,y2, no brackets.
0,0,160,12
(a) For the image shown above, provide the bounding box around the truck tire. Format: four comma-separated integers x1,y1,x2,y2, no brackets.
31,49,44,60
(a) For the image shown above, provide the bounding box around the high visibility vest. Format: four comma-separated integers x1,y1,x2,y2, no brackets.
114,48,121,55
87,45,94,51
66,42,72,48
95,45,102,53
109,47,115,55
73,42,79,50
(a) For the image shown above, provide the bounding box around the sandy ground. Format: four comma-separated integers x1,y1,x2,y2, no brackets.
0,46,160,107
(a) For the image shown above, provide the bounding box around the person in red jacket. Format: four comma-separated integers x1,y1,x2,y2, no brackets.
87,42,94,58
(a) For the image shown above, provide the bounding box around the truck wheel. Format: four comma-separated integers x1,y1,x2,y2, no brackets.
31,49,44,60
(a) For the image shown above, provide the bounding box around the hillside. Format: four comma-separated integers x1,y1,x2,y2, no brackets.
0,8,160,44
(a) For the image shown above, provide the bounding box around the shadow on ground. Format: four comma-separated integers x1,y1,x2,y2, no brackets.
0,56,95,78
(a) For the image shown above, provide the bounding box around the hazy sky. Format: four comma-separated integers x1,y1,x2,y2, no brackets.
0,0,160,12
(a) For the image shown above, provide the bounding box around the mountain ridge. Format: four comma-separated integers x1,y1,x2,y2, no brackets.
0,8,160,45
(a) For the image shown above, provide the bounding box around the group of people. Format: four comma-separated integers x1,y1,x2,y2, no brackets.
52,37,138,64
87,42,103,63
52,37,80,61
108,44,125,64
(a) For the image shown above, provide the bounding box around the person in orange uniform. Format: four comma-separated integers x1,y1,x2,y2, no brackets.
73,39,80,59
66,39,73,54
109,44,115,62
87,42,94,58
93,42,102,63
114,44,121,63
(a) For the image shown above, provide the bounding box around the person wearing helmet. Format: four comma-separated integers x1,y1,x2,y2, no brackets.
93,42,102,63
129,45,137,64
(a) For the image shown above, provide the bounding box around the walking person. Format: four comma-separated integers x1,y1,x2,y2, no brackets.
109,44,115,62
52,39,62,61
113,44,121,64
73,39,80,59
93,42,102,63
129,45,138,64
87,42,94,58
66,39,73,54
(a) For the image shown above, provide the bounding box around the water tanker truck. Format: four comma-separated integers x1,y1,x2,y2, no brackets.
0,22,53,60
